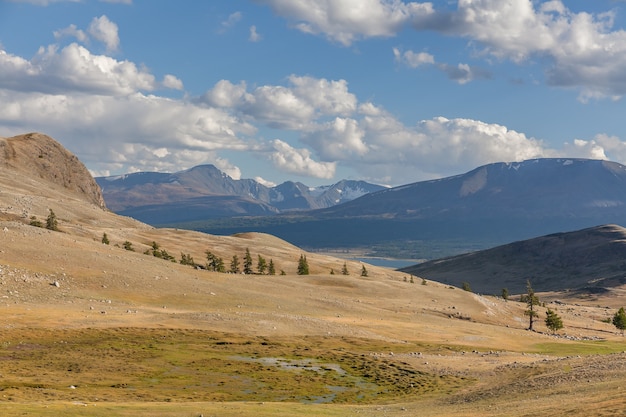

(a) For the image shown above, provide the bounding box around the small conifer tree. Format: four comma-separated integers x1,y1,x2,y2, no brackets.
230,255,240,273
101,232,110,245
545,308,564,333
243,248,253,274
462,281,472,292
268,259,276,275
46,209,58,231
297,254,309,275
501,288,509,300
257,255,267,275
612,307,626,335
360,264,368,277
123,241,134,251
523,280,540,331
341,262,349,275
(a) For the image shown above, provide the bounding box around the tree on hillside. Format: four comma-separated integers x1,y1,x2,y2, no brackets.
545,308,564,333
230,255,240,274
462,281,472,292
101,232,110,245
360,264,368,277
341,262,349,275
206,251,225,272
243,248,253,274
257,255,267,275
180,252,196,267
123,241,134,251
501,288,509,301
46,209,58,231
268,259,276,275
522,280,540,331
612,307,626,335
297,254,309,275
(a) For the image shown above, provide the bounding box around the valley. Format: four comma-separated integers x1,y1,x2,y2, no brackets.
1,134,626,416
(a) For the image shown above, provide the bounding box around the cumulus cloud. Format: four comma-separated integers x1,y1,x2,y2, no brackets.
88,15,120,53
0,44,157,95
202,75,357,129
255,0,434,46
393,46,490,84
411,0,626,99
258,0,626,99
393,47,434,68
162,74,184,90
53,24,88,43
269,139,336,179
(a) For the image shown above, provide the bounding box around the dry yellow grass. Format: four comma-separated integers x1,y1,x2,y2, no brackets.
1,133,626,416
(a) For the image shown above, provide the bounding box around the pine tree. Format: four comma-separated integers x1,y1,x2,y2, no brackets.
46,209,58,231
230,255,240,274
612,307,626,335
523,280,540,331
545,308,564,333
268,259,276,275
257,255,267,275
101,232,110,245
360,264,368,277
501,288,509,300
243,248,253,274
462,281,472,292
297,254,309,275
205,251,225,272
341,262,349,275
180,253,196,267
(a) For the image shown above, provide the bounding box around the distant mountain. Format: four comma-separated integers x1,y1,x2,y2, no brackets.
400,224,626,295
186,158,626,258
96,165,385,224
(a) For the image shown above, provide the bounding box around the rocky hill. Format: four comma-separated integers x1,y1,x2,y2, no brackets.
0,132,105,208
401,224,626,295
96,166,385,223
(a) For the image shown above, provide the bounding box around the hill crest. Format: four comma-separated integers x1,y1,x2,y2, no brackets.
0,132,105,208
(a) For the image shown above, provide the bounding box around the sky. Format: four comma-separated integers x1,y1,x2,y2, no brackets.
2,1,626,187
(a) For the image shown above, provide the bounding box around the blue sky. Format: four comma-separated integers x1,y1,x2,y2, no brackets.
2,0,626,186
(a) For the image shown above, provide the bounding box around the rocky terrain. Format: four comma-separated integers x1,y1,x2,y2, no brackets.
1,133,626,416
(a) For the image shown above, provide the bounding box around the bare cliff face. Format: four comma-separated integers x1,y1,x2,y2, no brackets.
0,133,106,209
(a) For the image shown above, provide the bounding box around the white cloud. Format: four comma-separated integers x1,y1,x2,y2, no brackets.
249,25,262,42
202,75,357,129
220,11,242,32
437,62,492,84
88,15,120,53
255,0,434,46
269,139,336,178
0,44,157,95
413,0,626,99
202,80,250,108
53,24,88,43
393,47,434,67
162,74,183,90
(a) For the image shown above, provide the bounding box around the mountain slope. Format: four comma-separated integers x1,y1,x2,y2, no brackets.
190,158,626,258
401,224,626,295
96,166,385,222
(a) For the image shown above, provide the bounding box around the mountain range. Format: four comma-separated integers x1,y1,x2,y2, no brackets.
161,158,626,259
96,165,385,224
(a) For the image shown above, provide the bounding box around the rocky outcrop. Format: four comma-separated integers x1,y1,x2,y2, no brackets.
0,133,105,209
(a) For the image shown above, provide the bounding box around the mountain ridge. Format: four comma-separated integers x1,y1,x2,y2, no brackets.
180,158,626,259
400,224,626,295
96,165,385,222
